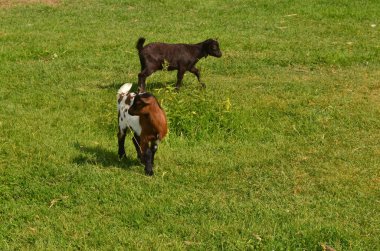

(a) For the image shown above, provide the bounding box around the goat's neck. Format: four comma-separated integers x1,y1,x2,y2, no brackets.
147,107,160,122
146,105,165,129
194,43,208,59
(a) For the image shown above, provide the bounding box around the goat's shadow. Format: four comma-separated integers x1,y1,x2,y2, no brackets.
72,142,141,170
145,81,175,90
97,82,139,92
97,81,175,92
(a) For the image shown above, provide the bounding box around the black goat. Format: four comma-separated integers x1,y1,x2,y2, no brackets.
136,37,222,92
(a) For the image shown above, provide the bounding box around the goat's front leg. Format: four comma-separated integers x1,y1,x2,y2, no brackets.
175,68,186,91
143,148,154,176
150,143,158,166
140,138,154,176
117,129,127,159
190,66,205,88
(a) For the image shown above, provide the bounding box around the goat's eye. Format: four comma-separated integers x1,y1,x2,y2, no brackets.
137,100,145,106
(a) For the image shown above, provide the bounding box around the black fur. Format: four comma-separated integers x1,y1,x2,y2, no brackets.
136,37,222,92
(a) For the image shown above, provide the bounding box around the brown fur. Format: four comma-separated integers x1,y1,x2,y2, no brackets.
127,93,167,176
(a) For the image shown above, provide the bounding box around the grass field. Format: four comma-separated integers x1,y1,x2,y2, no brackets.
1,0,379,250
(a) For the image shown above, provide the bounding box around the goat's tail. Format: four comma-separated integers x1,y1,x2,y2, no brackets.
136,37,146,51
117,83,133,100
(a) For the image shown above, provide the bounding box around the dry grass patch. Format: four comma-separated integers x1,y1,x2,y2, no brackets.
0,0,59,8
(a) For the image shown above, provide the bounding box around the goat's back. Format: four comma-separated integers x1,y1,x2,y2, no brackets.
139,42,201,69
140,42,181,55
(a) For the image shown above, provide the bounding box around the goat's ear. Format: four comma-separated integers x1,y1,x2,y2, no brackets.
203,39,212,53
140,96,154,104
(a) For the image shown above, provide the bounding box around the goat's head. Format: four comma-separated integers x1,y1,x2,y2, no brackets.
203,39,222,58
128,93,158,116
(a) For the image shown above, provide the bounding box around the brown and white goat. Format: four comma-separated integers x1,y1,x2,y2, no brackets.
117,83,167,176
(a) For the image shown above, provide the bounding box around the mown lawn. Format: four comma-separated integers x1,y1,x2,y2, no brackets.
0,0,379,250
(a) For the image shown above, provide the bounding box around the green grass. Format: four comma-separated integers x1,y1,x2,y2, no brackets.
1,0,379,250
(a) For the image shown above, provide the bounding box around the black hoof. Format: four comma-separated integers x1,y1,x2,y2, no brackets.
118,153,125,160
145,169,154,176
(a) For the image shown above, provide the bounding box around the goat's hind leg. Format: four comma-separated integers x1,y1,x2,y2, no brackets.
138,67,155,93
138,72,147,93
117,129,127,159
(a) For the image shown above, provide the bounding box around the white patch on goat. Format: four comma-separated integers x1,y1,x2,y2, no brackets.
117,83,133,96
117,84,142,136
